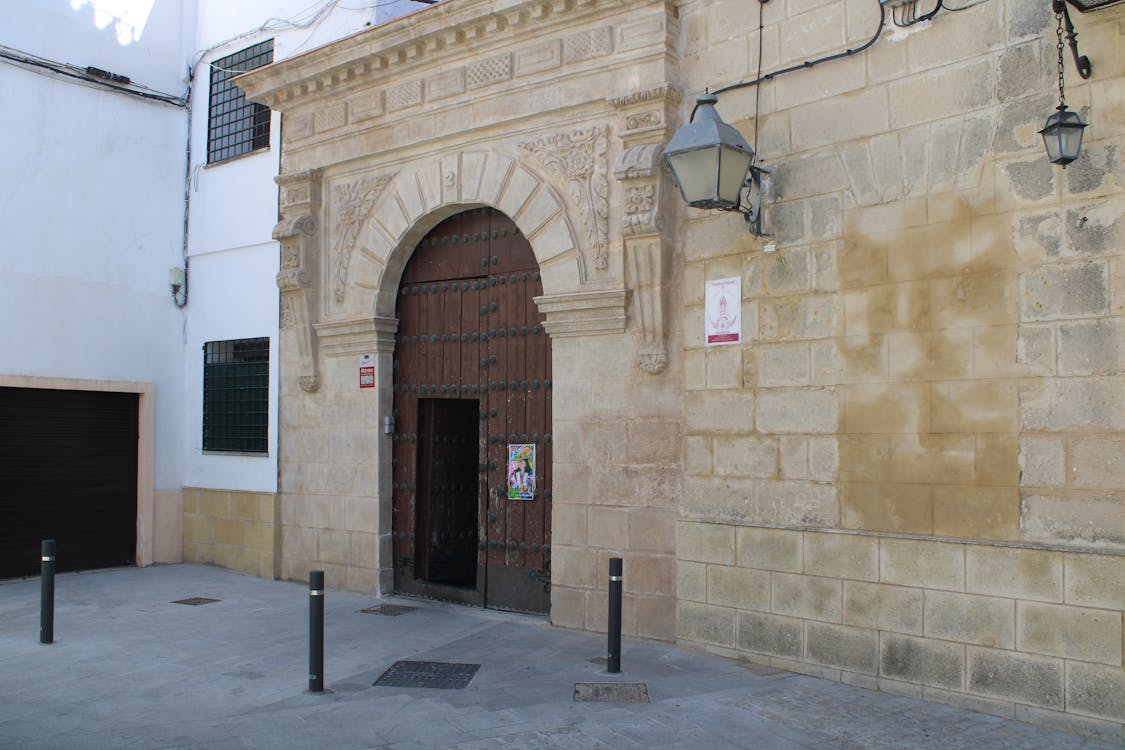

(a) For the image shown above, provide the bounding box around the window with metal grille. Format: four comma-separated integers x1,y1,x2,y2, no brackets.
203,338,269,453
207,40,273,164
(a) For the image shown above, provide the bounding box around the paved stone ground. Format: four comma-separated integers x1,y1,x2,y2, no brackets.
0,564,1119,749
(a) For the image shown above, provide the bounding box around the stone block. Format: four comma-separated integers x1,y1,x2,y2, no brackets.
677,522,736,565
1069,436,1125,491
791,85,888,151
737,611,803,659
677,560,707,603
1065,553,1125,610
804,531,877,582
838,234,887,289
997,157,1056,206
880,634,964,690
736,526,803,572
757,343,811,387
634,594,675,641
1021,262,1109,321
886,223,974,284
932,486,1020,542
779,436,808,479
880,538,964,591
966,545,1063,603
805,622,878,675
551,544,596,588
756,388,838,434
214,519,243,547
230,493,261,521
243,523,275,553
586,507,628,549
684,436,712,476
1066,662,1125,723
931,380,1019,434
887,329,974,380
967,647,1064,709
318,529,350,565
706,346,743,389
772,572,841,622
843,281,930,336
713,435,778,478
1022,377,1125,431
200,491,230,519
628,510,674,553
707,565,770,611
681,475,755,522
677,601,736,647
811,336,890,385
889,434,975,484
924,591,1015,649
754,480,838,527
550,585,586,629
843,581,923,635
1019,436,1066,487
626,421,681,465
840,482,933,535
551,503,586,546
930,271,1019,329
1018,601,1122,665
807,437,838,481
1059,319,1125,376
684,390,755,434
759,296,837,342
839,436,891,483
842,383,930,434
1022,491,1125,547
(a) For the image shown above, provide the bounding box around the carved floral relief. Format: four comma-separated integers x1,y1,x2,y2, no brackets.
330,174,395,304
519,125,610,271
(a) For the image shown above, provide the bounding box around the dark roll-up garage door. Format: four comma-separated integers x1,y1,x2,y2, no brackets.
0,387,138,578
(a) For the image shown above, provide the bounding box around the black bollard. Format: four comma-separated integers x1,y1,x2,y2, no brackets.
607,557,622,674
40,540,56,645
308,571,324,692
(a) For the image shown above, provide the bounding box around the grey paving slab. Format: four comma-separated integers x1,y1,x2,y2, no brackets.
0,564,1120,749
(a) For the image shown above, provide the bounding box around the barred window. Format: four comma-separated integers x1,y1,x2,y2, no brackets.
207,40,273,163
203,338,269,453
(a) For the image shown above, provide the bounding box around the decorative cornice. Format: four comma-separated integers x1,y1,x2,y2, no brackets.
534,288,627,337
237,0,665,111
607,83,681,109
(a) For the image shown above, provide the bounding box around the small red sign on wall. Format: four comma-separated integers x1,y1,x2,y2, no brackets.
359,353,375,389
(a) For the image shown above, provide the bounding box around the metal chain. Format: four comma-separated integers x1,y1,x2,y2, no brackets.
1056,10,1066,108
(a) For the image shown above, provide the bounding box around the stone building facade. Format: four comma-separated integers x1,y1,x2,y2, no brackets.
236,0,1125,740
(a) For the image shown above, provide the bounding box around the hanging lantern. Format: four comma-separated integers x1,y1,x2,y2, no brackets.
1040,105,1087,166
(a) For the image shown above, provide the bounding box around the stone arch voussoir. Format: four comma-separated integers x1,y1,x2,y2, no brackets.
346,149,584,320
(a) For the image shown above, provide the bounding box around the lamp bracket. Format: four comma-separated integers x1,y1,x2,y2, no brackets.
1054,0,1093,79
742,165,771,237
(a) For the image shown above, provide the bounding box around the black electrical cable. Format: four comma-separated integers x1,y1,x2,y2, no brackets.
0,46,187,107
712,1,887,97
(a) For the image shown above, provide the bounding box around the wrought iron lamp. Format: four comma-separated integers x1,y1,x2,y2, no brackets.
1041,0,1090,166
664,93,770,236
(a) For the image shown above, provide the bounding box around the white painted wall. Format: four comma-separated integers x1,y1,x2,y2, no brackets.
0,0,194,489
183,0,415,491
0,0,420,497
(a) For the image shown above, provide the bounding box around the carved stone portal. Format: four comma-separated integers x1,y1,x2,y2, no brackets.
274,171,323,393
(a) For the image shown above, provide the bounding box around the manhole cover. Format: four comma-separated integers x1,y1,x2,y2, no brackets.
374,660,480,689
358,604,417,616
172,597,220,606
573,682,650,703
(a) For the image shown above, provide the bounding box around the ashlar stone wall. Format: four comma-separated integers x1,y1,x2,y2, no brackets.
674,0,1125,740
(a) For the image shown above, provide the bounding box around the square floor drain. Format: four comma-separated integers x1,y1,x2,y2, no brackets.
573,682,650,703
374,660,480,689
358,604,417,616
172,597,220,606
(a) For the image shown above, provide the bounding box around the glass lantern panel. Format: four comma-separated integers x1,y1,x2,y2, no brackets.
667,147,719,206
717,145,754,208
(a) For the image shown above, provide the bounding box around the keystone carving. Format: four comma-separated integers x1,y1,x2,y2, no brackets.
273,213,321,393
519,125,609,272
330,173,395,304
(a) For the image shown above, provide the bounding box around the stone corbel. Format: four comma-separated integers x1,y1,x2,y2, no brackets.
274,213,321,393
614,143,670,374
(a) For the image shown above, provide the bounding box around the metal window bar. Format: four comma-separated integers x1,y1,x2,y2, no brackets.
207,40,273,164
203,337,269,453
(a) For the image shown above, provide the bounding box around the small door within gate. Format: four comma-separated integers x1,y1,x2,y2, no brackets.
392,208,552,613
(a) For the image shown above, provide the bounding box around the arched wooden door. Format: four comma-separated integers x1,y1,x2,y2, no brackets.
392,207,552,614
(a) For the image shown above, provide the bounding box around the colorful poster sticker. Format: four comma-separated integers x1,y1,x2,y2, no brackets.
507,443,536,500
705,276,742,345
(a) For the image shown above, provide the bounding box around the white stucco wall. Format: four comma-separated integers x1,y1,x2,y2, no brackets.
0,0,193,490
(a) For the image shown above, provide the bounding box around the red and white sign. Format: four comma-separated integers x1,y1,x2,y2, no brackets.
705,277,742,345
359,353,375,389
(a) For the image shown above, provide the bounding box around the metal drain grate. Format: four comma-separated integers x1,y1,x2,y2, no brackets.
374,660,480,689
358,604,417,616
172,597,220,606
573,682,650,703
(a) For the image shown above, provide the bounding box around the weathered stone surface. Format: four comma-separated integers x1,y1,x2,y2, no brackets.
1064,553,1125,610
1017,601,1122,665
1067,662,1125,723
880,634,964,690
843,581,923,635
737,610,803,659
804,531,877,582
805,622,878,675
677,601,736,647
924,591,1015,649
966,545,1062,603
756,389,839,434
771,572,841,622
880,538,964,591
707,565,770,611
676,522,736,566
1021,262,1109,321
736,526,803,572
968,647,1064,709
